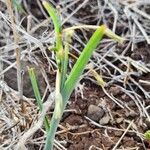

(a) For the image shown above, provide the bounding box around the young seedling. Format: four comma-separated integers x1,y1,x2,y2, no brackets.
29,1,124,150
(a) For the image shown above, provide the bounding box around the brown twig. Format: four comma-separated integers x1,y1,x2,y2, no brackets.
6,0,23,101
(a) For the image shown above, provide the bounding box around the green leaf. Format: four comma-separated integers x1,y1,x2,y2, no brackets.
62,25,107,103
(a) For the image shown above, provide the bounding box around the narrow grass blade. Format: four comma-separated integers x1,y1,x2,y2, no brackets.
43,1,66,88
28,68,49,131
62,25,107,103
42,0,62,51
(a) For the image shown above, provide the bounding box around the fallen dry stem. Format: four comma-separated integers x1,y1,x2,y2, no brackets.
112,120,134,150
6,0,22,100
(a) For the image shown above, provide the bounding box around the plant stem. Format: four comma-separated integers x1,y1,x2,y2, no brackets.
43,1,66,89
42,1,63,56
44,25,106,150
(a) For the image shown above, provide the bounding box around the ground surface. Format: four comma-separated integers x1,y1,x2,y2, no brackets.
0,0,150,150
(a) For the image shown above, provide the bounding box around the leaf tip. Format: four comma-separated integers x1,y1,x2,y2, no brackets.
105,28,125,44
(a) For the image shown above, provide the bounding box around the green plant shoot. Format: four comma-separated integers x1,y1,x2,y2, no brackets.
28,68,49,131
28,1,125,150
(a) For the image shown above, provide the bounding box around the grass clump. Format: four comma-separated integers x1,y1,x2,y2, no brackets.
28,1,124,150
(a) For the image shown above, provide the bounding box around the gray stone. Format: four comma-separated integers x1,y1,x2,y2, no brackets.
87,105,105,122
99,114,110,125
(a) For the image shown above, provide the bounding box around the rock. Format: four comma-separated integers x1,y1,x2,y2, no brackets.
116,117,124,124
99,114,110,125
87,105,105,122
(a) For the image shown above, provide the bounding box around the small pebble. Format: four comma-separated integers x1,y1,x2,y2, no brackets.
116,117,124,124
87,105,105,122
99,114,110,125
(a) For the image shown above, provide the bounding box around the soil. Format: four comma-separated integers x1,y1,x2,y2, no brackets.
59,84,147,150
1,0,150,150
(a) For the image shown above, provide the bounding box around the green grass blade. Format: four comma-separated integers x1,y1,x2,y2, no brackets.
28,68,49,131
43,1,67,88
42,1,62,51
28,68,42,110
62,25,107,102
